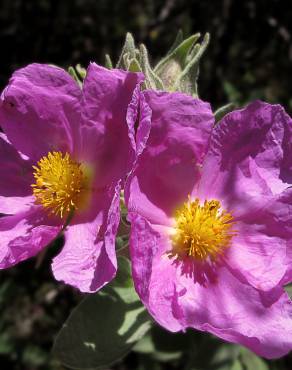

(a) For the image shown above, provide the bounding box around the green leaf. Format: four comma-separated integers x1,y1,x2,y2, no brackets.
230,359,243,370
134,325,189,363
207,343,240,370
152,350,182,362
154,34,200,91
187,334,240,370
239,348,268,370
173,33,210,96
113,256,133,290
68,66,82,87
128,58,142,73
121,52,142,73
53,257,152,369
75,64,86,79
116,32,136,69
153,33,209,96
105,54,113,69
284,284,292,299
154,34,200,75
116,235,128,251
133,333,155,354
68,64,87,87
214,103,236,123
139,44,164,90
167,30,184,55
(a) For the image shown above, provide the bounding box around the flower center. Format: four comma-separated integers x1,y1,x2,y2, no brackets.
170,198,236,261
32,151,89,218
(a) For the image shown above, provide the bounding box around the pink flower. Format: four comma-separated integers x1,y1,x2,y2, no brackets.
126,91,292,358
0,63,143,292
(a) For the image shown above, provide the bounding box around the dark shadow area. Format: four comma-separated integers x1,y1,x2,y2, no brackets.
0,0,292,112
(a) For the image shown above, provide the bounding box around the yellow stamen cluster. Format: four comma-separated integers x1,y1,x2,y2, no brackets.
171,198,236,261
32,151,88,218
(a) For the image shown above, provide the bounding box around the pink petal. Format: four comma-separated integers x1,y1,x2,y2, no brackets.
0,195,35,215
226,185,292,291
226,188,292,292
130,213,292,358
198,101,291,212
0,133,35,214
0,206,60,268
179,269,292,359
127,84,151,158
225,223,287,291
79,63,144,187
51,184,120,293
0,64,82,162
129,212,182,331
197,101,292,292
126,91,214,225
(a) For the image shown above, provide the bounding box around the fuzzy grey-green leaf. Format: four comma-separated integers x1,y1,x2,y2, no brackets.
173,33,210,96
116,32,136,69
154,33,201,75
53,258,152,369
139,44,164,90
128,58,142,73
167,30,184,55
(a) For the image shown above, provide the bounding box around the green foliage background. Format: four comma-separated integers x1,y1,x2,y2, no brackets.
0,0,292,369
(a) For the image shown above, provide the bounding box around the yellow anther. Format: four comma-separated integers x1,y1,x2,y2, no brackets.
170,198,236,261
32,151,88,218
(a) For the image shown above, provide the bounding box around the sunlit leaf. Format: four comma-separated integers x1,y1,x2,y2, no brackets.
53,257,152,369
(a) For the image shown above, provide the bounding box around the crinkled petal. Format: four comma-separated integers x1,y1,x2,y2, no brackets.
127,85,152,158
179,270,292,359
130,213,292,359
225,221,288,291
126,91,214,225
129,212,181,331
197,102,292,292
0,206,60,268
0,195,35,215
0,133,34,214
79,63,144,187
51,184,120,293
226,188,292,291
198,101,292,213
0,63,82,162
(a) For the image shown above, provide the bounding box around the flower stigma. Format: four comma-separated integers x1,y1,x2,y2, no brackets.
32,151,90,218
170,198,236,261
